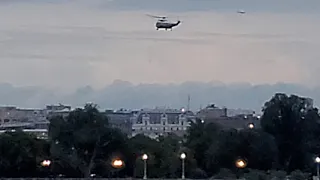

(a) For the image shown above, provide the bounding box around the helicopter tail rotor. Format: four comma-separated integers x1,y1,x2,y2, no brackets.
176,16,183,24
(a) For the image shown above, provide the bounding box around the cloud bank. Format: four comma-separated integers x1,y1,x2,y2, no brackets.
0,81,319,113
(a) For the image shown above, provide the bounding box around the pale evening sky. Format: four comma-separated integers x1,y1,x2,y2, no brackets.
0,0,320,92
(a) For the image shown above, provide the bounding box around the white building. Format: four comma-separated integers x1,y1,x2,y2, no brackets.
131,108,195,139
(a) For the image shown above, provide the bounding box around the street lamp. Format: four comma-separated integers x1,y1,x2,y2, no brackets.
40,160,51,177
315,157,320,179
142,154,148,179
180,153,186,179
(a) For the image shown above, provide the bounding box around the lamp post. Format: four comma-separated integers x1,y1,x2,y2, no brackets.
180,153,186,179
235,158,247,179
142,154,148,179
40,159,51,177
315,157,320,179
111,158,124,177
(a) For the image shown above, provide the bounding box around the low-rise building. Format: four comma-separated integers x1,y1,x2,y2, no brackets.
104,109,136,137
196,104,260,130
0,104,73,139
131,108,195,139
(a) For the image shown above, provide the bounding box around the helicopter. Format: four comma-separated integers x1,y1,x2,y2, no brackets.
237,10,246,14
146,14,181,31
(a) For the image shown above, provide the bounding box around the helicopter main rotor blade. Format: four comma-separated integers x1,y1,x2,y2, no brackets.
146,14,167,19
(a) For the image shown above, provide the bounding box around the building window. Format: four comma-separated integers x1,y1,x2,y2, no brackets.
163,127,165,131
145,121,147,125
163,121,165,125
181,121,184,125
4,119,9,123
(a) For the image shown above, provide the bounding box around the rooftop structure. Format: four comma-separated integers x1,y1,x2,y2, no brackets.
196,104,260,130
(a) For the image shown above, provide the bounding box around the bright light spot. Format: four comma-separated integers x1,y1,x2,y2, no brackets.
41,160,51,167
237,160,245,167
315,157,320,163
181,108,186,112
112,159,124,168
142,154,148,160
248,123,254,129
235,159,247,168
180,153,186,159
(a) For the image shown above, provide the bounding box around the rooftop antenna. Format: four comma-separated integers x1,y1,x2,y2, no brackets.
187,94,190,111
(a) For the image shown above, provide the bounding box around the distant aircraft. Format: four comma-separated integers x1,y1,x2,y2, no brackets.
237,10,246,14
146,14,182,31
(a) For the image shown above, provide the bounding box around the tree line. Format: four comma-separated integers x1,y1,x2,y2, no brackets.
0,93,319,179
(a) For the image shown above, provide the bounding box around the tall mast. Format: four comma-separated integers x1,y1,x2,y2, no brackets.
187,94,190,111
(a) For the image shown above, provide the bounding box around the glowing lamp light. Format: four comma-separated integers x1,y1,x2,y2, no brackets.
248,123,254,129
180,153,186,159
315,157,320,163
235,159,247,168
41,160,51,167
112,159,124,168
142,154,148,160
